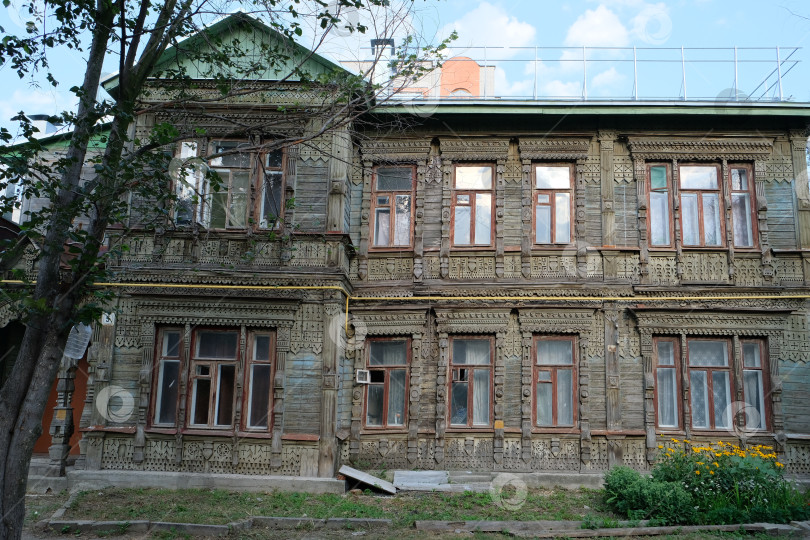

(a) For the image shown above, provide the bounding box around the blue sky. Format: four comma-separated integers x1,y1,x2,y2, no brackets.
1,0,809,134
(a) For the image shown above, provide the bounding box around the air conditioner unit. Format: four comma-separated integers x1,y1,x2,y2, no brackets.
356,369,370,384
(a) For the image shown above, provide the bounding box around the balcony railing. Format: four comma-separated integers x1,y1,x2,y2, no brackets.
351,46,803,103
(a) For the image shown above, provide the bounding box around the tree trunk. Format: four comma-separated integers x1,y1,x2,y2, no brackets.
0,2,114,537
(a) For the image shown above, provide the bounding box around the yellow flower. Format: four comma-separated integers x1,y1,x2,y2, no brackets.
695,470,701,475
671,438,680,443
696,461,704,465
713,462,719,468
710,471,715,475
776,462,784,468
658,445,664,449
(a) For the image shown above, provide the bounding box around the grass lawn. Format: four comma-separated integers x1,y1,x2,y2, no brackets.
24,492,69,525
26,488,782,539
61,486,615,528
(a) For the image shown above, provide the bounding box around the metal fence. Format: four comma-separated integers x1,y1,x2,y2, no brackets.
368,46,802,102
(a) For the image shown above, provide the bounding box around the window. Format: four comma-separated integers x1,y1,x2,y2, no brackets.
364,338,409,428
173,142,201,226
534,336,576,427
648,163,742,248
245,333,275,430
259,149,285,229
534,165,573,245
151,327,275,432
653,336,769,432
205,141,252,229
741,340,768,430
449,337,492,427
730,165,756,248
679,165,723,247
189,330,239,428
648,164,672,247
653,337,681,429
370,167,414,248
154,328,182,426
452,165,493,247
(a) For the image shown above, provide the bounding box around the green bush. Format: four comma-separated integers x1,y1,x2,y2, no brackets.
604,440,810,526
604,466,695,525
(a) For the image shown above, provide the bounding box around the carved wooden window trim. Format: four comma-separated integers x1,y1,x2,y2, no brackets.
728,163,758,250
451,164,494,248
653,336,682,430
448,335,494,429
532,163,574,247
369,166,415,250
363,337,410,431
532,335,577,430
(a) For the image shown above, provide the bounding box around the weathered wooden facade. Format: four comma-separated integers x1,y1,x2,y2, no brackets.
6,15,810,482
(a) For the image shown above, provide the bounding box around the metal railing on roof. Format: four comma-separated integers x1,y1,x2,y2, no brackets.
363,46,802,102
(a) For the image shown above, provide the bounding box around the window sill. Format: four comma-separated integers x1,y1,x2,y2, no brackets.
182,428,235,437
530,427,581,435
368,248,414,254
237,431,274,439
450,246,495,252
145,427,178,435
360,428,409,435
445,427,494,434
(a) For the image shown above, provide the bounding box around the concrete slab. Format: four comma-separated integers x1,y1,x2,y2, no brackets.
67,470,344,494
338,465,396,494
393,470,449,488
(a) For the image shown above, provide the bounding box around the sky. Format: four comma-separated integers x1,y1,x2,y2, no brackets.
0,0,809,135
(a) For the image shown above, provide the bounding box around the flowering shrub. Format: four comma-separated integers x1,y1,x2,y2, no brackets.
605,439,809,525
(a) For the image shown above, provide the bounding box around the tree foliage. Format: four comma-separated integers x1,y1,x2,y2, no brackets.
0,1,452,538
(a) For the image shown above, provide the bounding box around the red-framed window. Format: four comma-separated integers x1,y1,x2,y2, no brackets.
364,338,410,428
449,336,493,427
151,327,275,433
370,167,415,249
533,164,573,245
533,336,577,427
451,165,494,247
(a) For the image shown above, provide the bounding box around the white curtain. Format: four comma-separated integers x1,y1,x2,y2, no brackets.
474,194,491,245
473,369,489,425
454,205,471,244
387,369,406,425
394,195,411,245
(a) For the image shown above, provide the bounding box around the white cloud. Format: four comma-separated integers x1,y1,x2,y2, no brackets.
493,66,533,97
591,67,624,88
564,5,629,47
542,80,582,98
440,1,536,55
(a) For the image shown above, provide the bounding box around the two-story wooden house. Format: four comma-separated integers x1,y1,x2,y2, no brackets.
7,13,810,486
